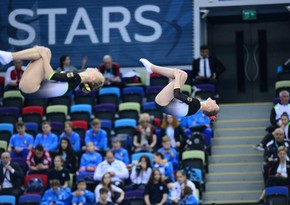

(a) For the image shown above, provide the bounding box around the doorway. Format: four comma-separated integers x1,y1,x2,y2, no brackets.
208,18,290,103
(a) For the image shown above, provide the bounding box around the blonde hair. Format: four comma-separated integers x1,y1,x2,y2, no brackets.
278,146,287,154
139,113,150,124
203,104,220,116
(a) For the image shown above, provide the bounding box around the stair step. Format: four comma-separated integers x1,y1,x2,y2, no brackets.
206,180,264,192
215,129,266,137
207,171,263,181
212,145,260,155
209,155,263,163
203,190,261,201
209,162,263,173
212,135,262,146
215,119,268,128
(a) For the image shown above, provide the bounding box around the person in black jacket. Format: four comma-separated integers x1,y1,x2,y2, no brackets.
259,146,290,202
191,45,226,96
0,152,24,198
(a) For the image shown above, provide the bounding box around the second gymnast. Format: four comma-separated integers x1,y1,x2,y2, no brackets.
139,58,219,118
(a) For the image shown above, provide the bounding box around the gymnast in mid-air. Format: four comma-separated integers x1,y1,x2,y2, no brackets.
0,46,105,98
139,58,219,118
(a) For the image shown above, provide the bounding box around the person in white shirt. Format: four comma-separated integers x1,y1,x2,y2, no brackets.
170,170,198,204
94,173,125,203
93,150,129,186
124,155,152,191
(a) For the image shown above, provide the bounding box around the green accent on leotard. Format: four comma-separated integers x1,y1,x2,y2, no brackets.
48,72,55,80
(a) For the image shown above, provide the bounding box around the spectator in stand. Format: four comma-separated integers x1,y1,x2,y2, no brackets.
160,114,185,150
41,179,71,205
99,55,121,87
8,121,33,159
94,173,126,204
157,136,178,170
95,187,114,205
179,186,199,205
133,113,157,153
180,109,212,147
56,55,78,73
153,152,174,183
124,155,152,191
170,170,198,204
72,179,95,205
84,119,107,156
34,121,58,152
59,121,81,152
93,150,129,187
48,155,70,190
144,169,169,205
191,45,226,97
0,152,24,198
263,128,290,183
259,146,290,203
56,137,77,172
111,138,129,165
27,144,51,174
4,59,26,91
254,112,290,151
264,128,290,163
270,90,290,130
79,142,102,173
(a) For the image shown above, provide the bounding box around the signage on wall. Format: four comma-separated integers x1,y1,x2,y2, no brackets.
0,0,193,68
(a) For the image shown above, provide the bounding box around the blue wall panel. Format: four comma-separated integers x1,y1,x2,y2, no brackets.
0,0,193,68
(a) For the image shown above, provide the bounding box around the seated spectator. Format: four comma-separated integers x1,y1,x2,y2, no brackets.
160,114,185,149
157,136,178,170
34,121,58,152
59,121,81,152
41,179,71,205
95,187,114,205
0,152,24,198
179,186,199,205
93,150,129,187
133,113,157,153
281,112,290,140
84,119,107,156
270,90,290,129
56,55,78,72
48,155,70,190
259,146,290,202
72,179,95,205
4,59,26,91
254,112,290,151
170,170,198,204
8,121,33,159
94,173,126,204
27,144,51,175
79,142,102,173
99,55,121,87
264,128,290,163
124,155,152,191
180,109,212,146
111,138,129,165
144,169,169,205
56,137,77,172
263,128,290,182
153,152,174,183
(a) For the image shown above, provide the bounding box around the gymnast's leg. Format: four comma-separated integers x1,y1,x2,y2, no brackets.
140,58,187,106
13,46,54,94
